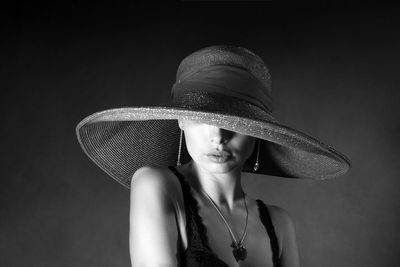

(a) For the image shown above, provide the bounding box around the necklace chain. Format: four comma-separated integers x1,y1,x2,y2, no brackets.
198,187,249,247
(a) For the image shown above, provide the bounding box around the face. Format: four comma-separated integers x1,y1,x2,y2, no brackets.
178,119,256,174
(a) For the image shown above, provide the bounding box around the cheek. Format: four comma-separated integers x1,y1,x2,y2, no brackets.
183,129,204,158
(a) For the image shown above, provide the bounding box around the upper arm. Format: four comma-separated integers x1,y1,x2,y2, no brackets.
129,166,180,267
269,205,300,267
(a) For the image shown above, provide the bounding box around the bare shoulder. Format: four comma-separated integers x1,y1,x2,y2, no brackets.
267,205,295,231
130,165,182,203
132,165,175,184
267,205,300,266
265,204,298,260
129,166,183,266
250,198,296,241
131,166,178,190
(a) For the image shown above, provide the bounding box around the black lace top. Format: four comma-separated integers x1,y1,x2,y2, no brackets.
168,167,280,267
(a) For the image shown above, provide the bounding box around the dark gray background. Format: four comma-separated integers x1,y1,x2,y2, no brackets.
2,3,399,267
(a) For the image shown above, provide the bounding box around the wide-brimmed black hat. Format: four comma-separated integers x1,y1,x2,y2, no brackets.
76,45,351,188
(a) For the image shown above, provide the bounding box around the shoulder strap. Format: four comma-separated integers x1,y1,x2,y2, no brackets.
167,166,193,218
256,199,280,267
168,166,212,252
168,166,189,195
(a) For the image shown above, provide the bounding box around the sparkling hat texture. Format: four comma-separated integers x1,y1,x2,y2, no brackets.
76,45,351,188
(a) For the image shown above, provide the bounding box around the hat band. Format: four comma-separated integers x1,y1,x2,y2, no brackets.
172,65,273,112
170,91,275,122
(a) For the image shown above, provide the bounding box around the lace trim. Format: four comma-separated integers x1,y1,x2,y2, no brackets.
168,166,230,267
256,199,280,267
169,166,279,267
168,167,211,252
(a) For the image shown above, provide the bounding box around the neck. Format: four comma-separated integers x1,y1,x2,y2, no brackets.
184,161,245,213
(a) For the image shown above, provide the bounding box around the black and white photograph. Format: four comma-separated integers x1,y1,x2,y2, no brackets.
1,2,399,267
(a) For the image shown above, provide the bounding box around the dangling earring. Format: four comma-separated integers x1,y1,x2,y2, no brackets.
253,139,261,172
177,129,183,166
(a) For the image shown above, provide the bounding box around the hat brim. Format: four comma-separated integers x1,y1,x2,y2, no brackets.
76,107,351,188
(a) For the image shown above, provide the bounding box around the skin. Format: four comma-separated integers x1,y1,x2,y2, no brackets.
129,120,300,267
178,119,256,210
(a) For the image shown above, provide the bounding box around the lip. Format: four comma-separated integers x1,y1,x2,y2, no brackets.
206,151,232,163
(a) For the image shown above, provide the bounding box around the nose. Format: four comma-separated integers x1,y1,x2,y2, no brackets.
208,126,232,145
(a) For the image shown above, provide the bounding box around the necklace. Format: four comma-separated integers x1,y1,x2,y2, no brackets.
198,188,248,262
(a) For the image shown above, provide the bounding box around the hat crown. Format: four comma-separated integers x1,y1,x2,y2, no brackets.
172,45,273,112
176,45,272,94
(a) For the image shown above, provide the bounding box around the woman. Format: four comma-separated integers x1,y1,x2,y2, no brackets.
76,45,350,267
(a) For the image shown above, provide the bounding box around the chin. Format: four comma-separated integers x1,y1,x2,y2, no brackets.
202,161,243,174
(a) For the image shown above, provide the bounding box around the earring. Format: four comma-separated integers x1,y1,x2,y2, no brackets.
177,129,183,166
254,139,261,172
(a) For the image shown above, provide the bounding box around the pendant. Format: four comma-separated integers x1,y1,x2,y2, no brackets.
231,242,247,262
